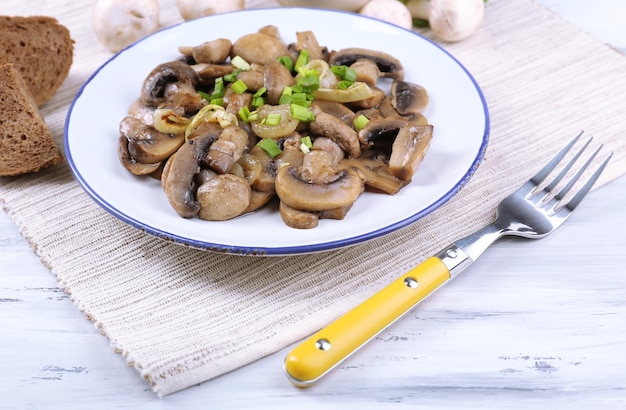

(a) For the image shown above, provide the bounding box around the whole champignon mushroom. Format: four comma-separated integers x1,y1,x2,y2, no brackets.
177,0,244,21
196,174,251,221
187,38,232,64
406,0,485,42
93,0,160,53
264,61,296,105
359,0,413,30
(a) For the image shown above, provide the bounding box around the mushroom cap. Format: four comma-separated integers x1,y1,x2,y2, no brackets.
231,31,290,65
177,0,244,21
196,173,251,221
140,61,201,111
428,0,485,42
309,112,361,159
93,0,160,53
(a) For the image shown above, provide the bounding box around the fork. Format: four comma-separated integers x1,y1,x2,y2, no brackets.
284,131,613,387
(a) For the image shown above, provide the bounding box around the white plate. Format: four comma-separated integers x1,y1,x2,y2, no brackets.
65,8,489,256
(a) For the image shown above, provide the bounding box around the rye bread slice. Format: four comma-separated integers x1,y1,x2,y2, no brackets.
0,15,73,107
0,63,62,176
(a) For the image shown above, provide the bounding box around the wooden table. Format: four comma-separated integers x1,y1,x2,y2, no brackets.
2,1,625,408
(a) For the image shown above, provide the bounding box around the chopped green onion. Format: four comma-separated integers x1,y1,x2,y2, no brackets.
257,138,282,157
331,65,357,82
277,56,294,72
210,97,225,106
301,135,313,149
353,114,370,130
291,92,310,107
238,106,251,122
300,142,310,154
337,80,354,90
224,69,240,82
231,55,251,70
253,87,267,97
198,90,211,101
231,79,248,94
294,49,309,72
290,104,315,122
251,96,265,109
211,77,226,99
279,86,293,105
295,73,320,95
264,112,282,126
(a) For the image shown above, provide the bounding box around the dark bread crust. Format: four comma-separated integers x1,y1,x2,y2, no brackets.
0,15,74,107
0,63,62,176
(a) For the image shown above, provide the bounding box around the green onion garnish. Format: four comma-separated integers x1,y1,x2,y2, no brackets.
301,135,313,149
231,55,251,70
353,114,370,130
265,112,282,126
291,92,310,107
198,90,211,101
277,56,294,72
294,49,309,72
224,69,240,82
231,79,248,94
295,74,320,95
210,97,225,106
331,65,357,82
290,104,315,122
279,86,293,105
257,138,282,157
251,96,264,109
211,77,226,98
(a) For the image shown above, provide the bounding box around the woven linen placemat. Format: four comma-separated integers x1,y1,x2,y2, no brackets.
1,0,626,396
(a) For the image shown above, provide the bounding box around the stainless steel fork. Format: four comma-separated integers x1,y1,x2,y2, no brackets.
284,131,613,387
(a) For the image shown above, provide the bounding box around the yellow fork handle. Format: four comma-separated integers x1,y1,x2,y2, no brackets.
284,256,451,387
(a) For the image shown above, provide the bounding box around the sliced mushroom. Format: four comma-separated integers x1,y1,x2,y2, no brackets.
389,124,433,181
264,60,296,105
196,173,251,221
127,98,155,126
140,61,203,112
357,117,408,147
293,30,327,61
248,145,277,193
391,80,429,115
275,151,363,212
205,124,249,174
163,134,217,218
309,112,361,158
279,201,319,229
243,189,274,214
339,153,407,195
118,135,162,175
119,116,185,164
189,38,232,64
349,86,386,110
192,63,236,86
312,137,345,165
231,31,290,65
311,100,355,127
329,47,404,81
349,58,381,86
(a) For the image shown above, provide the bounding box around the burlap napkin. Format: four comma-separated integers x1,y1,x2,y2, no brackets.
1,0,625,396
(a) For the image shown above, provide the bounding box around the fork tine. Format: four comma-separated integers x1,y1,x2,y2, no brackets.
561,150,613,211
543,137,592,194
552,143,602,204
531,130,584,187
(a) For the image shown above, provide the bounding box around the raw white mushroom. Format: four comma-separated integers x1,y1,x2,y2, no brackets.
93,0,160,53
177,0,244,21
406,0,485,42
359,0,413,30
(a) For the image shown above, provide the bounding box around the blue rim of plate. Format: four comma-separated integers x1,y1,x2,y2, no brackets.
64,7,490,256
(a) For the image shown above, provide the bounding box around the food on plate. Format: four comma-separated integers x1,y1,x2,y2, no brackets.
93,0,160,53
0,15,73,107
0,64,63,176
118,27,433,228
